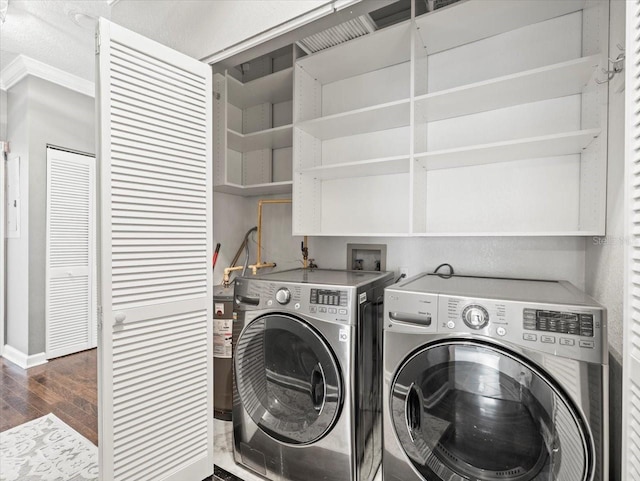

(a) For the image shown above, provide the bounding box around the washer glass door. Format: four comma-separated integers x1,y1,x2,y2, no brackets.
390,340,592,481
235,313,343,444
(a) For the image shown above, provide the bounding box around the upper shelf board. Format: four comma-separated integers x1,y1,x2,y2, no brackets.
415,0,586,55
414,55,599,123
296,21,411,85
227,125,292,153
295,99,410,140
226,68,293,109
214,180,293,196
298,155,410,180
415,128,601,170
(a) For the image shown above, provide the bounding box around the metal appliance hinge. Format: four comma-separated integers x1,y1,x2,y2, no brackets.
95,30,101,55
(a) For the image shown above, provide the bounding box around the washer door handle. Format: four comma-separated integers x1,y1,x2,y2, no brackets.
406,383,422,441
235,294,260,306
310,363,326,413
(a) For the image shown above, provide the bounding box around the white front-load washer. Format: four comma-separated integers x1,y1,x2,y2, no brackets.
383,274,608,481
232,269,393,481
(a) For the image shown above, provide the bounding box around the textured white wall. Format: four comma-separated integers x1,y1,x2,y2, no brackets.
309,236,587,287
230,193,588,289
585,0,625,360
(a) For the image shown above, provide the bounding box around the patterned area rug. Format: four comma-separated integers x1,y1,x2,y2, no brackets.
0,414,98,481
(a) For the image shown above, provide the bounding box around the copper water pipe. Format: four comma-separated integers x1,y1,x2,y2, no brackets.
248,199,292,275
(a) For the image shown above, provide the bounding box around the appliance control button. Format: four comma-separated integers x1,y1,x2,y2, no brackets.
523,333,537,341
560,338,575,346
541,335,556,344
267,299,273,307
496,327,506,336
309,306,317,313
294,303,301,310
319,307,327,313
579,340,595,349
329,308,337,314
339,309,347,315
275,288,291,305
462,305,489,329
446,321,455,329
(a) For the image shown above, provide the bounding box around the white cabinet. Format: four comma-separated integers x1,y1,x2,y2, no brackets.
292,0,609,236
213,49,294,195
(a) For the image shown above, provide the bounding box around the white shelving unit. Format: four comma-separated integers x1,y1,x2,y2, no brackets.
292,0,609,237
294,21,412,236
213,51,295,196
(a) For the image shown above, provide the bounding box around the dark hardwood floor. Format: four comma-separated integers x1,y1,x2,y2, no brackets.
0,349,98,445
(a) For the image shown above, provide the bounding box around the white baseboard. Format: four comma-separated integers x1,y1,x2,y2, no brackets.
1,345,48,369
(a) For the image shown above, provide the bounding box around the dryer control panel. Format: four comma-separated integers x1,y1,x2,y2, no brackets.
385,286,605,364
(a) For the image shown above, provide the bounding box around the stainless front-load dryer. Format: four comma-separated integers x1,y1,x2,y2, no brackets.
233,269,393,481
383,274,608,481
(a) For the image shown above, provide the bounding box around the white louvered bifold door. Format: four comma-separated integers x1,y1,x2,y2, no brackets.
624,1,640,479
46,147,97,359
96,19,213,481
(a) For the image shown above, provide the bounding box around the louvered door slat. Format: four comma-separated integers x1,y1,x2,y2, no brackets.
624,2,640,480
46,148,97,359
97,19,213,481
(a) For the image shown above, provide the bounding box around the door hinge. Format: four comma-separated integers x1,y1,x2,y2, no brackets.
97,305,103,330
95,31,101,55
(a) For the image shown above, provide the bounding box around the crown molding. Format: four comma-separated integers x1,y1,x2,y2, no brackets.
0,55,94,97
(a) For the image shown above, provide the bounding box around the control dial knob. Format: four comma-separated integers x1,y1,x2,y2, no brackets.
275,288,291,305
462,305,489,330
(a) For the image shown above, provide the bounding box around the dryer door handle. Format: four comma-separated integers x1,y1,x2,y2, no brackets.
389,312,432,326
310,363,326,413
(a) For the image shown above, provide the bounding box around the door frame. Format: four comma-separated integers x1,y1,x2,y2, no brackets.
0,141,6,357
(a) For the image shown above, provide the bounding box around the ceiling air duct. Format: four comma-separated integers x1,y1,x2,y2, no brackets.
296,15,377,54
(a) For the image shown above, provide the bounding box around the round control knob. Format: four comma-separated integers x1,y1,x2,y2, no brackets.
462,305,489,330
275,288,291,305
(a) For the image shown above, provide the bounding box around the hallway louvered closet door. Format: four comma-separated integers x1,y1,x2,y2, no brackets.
96,19,213,481
46,147,97,359
624,0,640,478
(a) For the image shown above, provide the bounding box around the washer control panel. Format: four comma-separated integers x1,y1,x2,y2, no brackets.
234,279,356,325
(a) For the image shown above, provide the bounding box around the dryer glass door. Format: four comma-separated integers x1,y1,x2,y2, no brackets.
390,340,592,481
235,313,343,445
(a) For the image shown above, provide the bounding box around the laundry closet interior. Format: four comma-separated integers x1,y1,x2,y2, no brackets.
205,1,617,481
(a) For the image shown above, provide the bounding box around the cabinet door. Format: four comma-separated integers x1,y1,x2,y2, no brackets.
623,0,640,478
96,19,213,481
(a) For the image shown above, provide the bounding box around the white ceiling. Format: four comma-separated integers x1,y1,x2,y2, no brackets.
0,0,112,82
0,0,332,84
